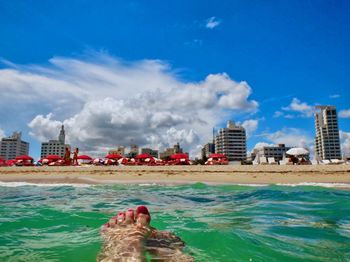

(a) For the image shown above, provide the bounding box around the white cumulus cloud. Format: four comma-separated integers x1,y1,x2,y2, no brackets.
340,131,350,157
0,52,259,157
281,98,314,118
205,16,221,29
241,119,259,138
0,128,5,139
261,127,312,149
339,109,350,118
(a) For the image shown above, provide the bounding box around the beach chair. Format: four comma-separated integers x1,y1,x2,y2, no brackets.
279,159,287,165
320,159,331,165
252,156,259,165
260,157,268,165
268,157,277,165
331,159,345,164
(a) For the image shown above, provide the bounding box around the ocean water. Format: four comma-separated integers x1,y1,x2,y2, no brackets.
0,182,349,262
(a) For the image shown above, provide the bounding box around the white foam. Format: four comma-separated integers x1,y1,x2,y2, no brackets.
234,183,268,187
276,182,350,189
0,181,91,188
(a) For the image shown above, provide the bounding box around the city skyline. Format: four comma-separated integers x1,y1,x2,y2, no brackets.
0,1,349,159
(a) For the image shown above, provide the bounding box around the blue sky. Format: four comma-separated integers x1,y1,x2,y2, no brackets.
0,0,349,159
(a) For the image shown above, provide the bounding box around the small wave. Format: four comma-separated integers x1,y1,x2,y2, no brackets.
234,183,268,187
0,181,91,188
276,182,350,189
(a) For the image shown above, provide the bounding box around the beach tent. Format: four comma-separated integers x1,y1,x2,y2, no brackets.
0,157,6,166
6,159,16,166
77,155,93,160
45,155,62,161
77,155,93,165
15,155,33,161
135,153,153,159
206,153,228,165
170,153,189,160
135,153,155,165
15,155,34,166
105,154,123,160
170,153,190,165
208,153,226,159
286,148,309,156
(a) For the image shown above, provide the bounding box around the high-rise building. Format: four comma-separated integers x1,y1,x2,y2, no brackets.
201,142,215,160
0,132,29,160
41,125,70,158
314,105,342,160
215,121,247,161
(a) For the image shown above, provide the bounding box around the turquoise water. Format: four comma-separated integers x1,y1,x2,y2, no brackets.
0,183,349,262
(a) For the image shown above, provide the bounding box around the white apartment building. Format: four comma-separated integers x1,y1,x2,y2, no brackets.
253,144,291,162
314,105,342,160
215,121,247,161
41,125,70,158
0,132,29,160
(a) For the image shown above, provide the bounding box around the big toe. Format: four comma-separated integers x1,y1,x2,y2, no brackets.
136,213,151,227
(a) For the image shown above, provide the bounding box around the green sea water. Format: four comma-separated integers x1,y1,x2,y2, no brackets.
0,182,349,262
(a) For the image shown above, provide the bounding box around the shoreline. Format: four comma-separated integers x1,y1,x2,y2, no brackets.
1,165,350,186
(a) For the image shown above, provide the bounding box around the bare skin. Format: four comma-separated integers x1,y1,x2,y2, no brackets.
97,206,193,262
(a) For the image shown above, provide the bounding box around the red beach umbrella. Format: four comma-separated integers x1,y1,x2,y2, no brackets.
135,153,153,159
45,155,62,161
15,155,33,161
170,153,189,160
105,153,123,159
6,159,16,166
208,153,226,159
0,157,5,166
77,155,92,160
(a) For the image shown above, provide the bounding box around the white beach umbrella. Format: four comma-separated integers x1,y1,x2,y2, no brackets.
286,148,309,156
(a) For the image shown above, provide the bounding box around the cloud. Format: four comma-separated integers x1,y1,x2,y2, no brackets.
339,109,350,118
205,17,221,29
252,142,275,150
241,119,259,138
340,131,350,157
281,98,314,118
260,127,312,149
329,94,340,99
0,53,259,157
0,128,5,139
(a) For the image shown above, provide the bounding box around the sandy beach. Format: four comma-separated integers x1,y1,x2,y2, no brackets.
1,165,350,185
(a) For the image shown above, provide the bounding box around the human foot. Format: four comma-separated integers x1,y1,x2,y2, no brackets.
98,206,152,262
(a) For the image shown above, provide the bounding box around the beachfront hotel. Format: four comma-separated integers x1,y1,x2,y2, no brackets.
40,125,70,159
252,144,291,162
0,132,29,160
215,121,247,161
314,105,342,160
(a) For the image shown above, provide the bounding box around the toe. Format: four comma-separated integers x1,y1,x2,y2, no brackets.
117,211,126,223
125,208,135,224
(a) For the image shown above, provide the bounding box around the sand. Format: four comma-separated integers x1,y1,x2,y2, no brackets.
0,165,350,185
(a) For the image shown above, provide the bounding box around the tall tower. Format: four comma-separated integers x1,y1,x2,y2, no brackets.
314,106,341,160
215,120,246,161
58,125,65,144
